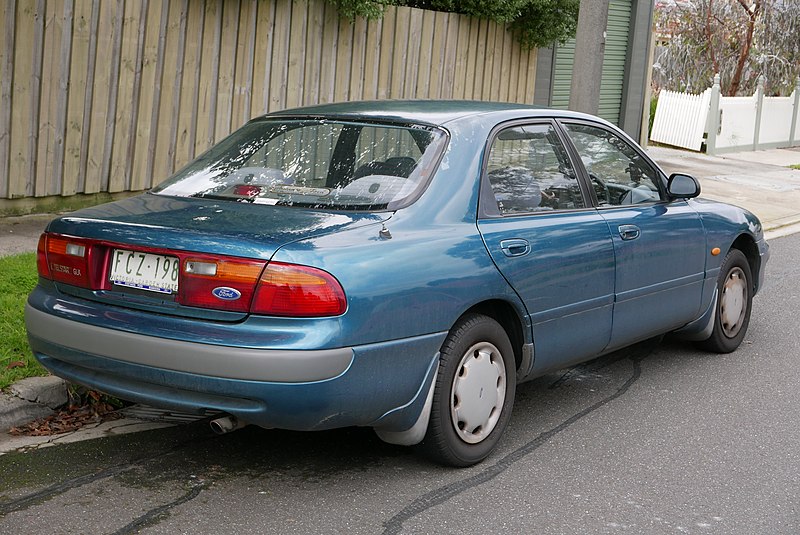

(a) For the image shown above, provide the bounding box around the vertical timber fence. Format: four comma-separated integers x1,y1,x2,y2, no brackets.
651,74,800,154
0,0,539,209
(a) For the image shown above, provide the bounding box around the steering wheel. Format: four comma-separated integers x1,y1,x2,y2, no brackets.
589,173,612,205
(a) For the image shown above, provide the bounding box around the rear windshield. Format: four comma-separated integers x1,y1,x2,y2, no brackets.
152,118,447,211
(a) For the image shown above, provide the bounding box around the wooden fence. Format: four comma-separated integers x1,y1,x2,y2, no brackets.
0,0,539,206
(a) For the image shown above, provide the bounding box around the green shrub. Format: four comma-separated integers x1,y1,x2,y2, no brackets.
327,0,579,49
648,94,658,138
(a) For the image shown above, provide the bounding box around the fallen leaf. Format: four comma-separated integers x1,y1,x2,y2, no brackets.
10,403,121,436
5,361,25,370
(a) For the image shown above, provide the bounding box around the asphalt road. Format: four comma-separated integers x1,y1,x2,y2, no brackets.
1,233,798,535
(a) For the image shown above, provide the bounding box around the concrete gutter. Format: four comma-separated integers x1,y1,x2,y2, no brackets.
0,377,69,432
0,376,189,455
2,145,800,447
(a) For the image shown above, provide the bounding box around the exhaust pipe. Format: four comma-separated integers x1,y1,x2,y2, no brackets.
209,415,247,435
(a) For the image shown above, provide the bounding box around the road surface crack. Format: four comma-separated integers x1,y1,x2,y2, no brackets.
0,463,135,516
111,480,210,535
382,350,650,535
0,430,214,516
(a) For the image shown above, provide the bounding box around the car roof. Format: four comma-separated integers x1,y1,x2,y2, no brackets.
263,100,602,127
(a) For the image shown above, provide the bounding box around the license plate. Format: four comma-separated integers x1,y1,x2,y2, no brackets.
110,249,179,294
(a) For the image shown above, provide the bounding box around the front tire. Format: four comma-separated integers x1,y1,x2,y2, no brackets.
417,314,516,467
699,249,753,353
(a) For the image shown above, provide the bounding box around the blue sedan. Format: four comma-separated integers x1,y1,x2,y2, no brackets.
26,101,768,466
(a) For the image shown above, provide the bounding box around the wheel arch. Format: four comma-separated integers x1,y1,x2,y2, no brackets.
461,299,528,372
729,233,761,292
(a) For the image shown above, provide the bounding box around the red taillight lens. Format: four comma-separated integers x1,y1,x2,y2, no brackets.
252,262,347,317
179,256,267,312
36,234,51,278
40,234,92,288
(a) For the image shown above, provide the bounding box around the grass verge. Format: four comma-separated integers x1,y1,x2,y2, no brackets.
0,252,48,389
790,164,800,170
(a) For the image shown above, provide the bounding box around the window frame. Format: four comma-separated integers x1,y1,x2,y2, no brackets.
555,119,670,209
478,119,594,219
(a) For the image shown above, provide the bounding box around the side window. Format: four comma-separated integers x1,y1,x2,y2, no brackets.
485,123,585,215
562,123,663,206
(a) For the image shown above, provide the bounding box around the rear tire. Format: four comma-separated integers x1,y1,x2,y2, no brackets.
417,313,516,467
699,249,752,353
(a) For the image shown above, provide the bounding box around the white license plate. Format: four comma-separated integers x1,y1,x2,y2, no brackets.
110,249,179,294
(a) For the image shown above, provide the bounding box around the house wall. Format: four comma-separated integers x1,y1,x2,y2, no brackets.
0,0,539,209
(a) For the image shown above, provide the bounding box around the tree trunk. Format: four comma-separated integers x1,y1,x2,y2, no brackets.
704,0,719,75
729,0,762,96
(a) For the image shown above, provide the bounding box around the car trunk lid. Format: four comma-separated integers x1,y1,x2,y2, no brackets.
41,194,386,320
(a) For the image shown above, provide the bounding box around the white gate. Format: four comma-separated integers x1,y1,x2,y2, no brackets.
650,89,711,151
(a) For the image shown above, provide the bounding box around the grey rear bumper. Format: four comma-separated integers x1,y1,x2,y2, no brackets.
25,304,353,383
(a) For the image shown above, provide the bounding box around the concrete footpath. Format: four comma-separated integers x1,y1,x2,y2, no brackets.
1,144,800,452
648,145,800,238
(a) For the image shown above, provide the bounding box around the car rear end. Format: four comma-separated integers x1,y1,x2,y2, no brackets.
25,114,450,433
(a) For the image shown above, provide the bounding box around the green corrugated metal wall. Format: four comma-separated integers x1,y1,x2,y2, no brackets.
550,39,576,111
599,0,632,122
550,0,632,125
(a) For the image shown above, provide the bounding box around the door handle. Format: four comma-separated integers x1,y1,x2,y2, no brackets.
618,224,641,241
500,238,531,257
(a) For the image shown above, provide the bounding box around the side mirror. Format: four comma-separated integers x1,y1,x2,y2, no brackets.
667,173,701,199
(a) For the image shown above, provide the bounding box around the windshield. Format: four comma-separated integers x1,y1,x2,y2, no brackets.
152,118,448,211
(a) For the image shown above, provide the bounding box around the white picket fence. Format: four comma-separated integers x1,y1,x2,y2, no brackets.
651,75,800,154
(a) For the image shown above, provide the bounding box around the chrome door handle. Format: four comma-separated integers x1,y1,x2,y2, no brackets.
618,224,641,241
500,238,531,257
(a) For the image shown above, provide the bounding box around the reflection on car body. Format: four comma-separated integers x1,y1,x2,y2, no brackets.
26,101,768,467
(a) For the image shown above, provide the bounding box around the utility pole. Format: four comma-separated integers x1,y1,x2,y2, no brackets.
569,0,611,115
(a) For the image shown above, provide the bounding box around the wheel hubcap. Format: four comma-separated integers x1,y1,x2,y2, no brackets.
720,266,747,338
450,342,506,444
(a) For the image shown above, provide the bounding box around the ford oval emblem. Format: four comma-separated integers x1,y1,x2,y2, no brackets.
212,287,242,301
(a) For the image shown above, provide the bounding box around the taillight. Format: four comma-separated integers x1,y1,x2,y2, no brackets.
251,262,347,317
39,234,92,288
36,234,51,278
180,256,267,312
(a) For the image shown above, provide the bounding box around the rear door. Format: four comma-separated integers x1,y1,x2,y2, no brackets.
560,121,706,350
477,121,616,374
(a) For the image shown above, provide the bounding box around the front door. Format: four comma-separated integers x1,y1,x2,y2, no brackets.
561,121,706,350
